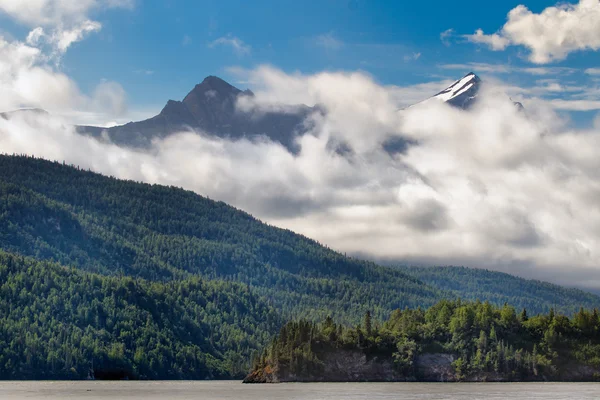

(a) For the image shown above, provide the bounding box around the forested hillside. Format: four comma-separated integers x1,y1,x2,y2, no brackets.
1,154,600,380
0,251,279,379
1,154,598,322
246,300,600,383
399,266,600,316
0,154,438,323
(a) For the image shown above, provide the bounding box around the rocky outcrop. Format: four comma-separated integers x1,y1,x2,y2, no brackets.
244,349,406,383
414,353,455,382
244,350,600,383
245,351,458,383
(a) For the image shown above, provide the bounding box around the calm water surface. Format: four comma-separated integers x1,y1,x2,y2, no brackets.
1,381,599,400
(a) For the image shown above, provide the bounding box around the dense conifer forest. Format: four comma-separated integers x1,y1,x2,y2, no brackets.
400,266,600,316
0,251,279,379
247,300,600,382
0,154,438,324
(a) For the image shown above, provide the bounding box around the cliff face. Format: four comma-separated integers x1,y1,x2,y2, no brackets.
244,350,600,383
244,349,404,383
245,351,454,383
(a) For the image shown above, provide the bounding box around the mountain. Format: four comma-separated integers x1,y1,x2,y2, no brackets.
0,155,598,319
77,76,314,153
0,108,49,119
73,72,525,160
430,72,481,109
75,73,490,156
399,266,600,316
1,154,600,380
0,154,439,324
6,73,520,156
423,72,523,110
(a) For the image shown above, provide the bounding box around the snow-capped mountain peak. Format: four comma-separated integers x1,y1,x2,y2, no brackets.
431,72,481,109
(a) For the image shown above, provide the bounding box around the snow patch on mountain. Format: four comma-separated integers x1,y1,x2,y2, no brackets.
432,73,479,103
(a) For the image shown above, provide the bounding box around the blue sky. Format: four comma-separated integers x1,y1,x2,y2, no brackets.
2,0,594,118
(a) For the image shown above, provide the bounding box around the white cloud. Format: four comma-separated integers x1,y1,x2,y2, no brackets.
26,27,45,46
92,80,127,116
403,52,421,62
438,63,579,78
0,0,132,124
439,63,511,74
53,20,101,52
464,29,510,51
209,35,251,56
5,67,600,289
439,63,578,76
315,33,344,50
0,33,127,121
521,67,577,76
548,99,600,111
463,0,600,64
0,0,133,27
440,28,454,46
0,0,133,58
585,68,600,75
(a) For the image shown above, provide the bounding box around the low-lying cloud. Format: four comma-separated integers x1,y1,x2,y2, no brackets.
3,67,600,290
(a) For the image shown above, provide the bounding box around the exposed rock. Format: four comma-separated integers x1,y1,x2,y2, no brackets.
244,350,600,383
77,76,314,153
415,353,455,382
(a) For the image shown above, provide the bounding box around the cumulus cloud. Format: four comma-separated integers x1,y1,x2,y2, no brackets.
464,29,510,51
209,35,251,56
4,67,600,290
0,0,133,27
24,20,102,56
464,0,600,64
0,33,127,121
0,0,133,58
0,0,134,123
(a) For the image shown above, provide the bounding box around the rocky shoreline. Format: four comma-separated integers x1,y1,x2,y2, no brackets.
244,350,600,383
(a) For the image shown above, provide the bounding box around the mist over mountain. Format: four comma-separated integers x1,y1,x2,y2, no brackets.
1,154,597,317
75,72,497,157
77,76,315,153
1,154,599,380
2,67,599,290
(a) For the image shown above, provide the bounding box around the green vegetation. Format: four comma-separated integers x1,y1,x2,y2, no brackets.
400,266,600,316
0,251,279,379
249,300,600,382
1,154,599,381
0,154,437,324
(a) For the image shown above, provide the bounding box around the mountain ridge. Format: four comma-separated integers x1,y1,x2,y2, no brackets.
0,154,597,316
77,75,313,152
0,154,439,324
75,72,500,153
5,72,522,154
1,154,599,381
